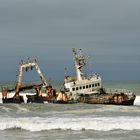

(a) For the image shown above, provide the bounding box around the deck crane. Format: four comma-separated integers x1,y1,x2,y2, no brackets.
15,58,48,97
2,58,56,103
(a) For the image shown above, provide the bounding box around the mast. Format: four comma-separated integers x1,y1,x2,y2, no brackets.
72,48,85,81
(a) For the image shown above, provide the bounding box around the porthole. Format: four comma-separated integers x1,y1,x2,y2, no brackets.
72,88,75,91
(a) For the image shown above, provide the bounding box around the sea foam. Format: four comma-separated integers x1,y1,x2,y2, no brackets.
0,116,140,132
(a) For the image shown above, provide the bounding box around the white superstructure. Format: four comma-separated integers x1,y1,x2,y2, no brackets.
64,48,102,95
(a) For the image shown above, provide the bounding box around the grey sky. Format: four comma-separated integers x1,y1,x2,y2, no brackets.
0,0,140,82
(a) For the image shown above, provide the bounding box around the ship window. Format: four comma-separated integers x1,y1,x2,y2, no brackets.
76,87,78,90
95,83,97,87
72,88,75,91
92,84,94,87
79,86,82,90
98,83,100,86
89,85,91,88
86,85,88,88
83,86,85,89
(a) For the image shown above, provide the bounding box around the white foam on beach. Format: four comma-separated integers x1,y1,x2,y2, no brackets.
0,116,140,132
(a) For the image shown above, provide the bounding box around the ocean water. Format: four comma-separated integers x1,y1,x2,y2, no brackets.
0,81,140,140
0,0,140,139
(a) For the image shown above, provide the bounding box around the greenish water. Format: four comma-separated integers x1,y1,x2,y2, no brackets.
103,80,140,95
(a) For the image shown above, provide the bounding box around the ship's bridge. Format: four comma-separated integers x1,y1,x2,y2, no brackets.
64,73,102,94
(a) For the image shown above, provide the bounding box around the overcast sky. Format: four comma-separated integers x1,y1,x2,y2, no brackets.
0,0,140,82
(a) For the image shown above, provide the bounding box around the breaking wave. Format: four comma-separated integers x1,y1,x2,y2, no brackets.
0,116,140,132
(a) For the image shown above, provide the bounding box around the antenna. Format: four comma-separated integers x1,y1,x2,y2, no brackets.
79,48,82,56
72,48,77,56
64,67,67,76
48,77,52,86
